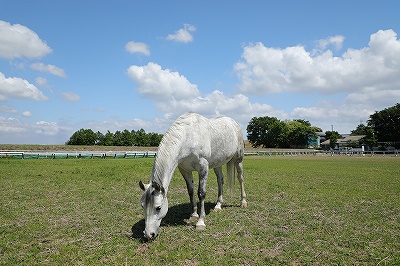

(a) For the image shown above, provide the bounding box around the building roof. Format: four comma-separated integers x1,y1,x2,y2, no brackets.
337,135,366,144
320,139,329,145
320,135,366,146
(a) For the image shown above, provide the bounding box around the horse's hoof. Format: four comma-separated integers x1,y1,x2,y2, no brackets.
214,202,222,211
185,215,198,224
189,215,198,223
196,225,206,231
241,202,248,208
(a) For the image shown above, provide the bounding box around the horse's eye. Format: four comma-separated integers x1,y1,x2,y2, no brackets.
156,206,161,212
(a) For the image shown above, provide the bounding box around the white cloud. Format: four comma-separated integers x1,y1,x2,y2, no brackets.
157,90,278,117
124,89,286,138
234,29,400,104
291,105,369,121
0,115,73,143
127,62,200,100
34,121,68,136
0,107,32,118
125,41,150,55
290,104,374,133
87,119,152,134
0,116,26,133
0,105,18,114
166,24,196,43
61,92,80,102
316,35,345,50
126,62,288,133
22,111,32,117
232,29,400,133
345,89,400,107
0,20,52,59
152,90,287,136
30,62,66,77
35,77,50,87
0,72,48,101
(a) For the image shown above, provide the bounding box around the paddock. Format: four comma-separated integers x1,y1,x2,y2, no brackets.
1,156,399,265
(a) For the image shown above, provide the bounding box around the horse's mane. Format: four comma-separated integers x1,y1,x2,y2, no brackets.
151,115,188,184
158,118,185,158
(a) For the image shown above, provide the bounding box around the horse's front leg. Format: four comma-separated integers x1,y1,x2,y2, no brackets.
213,167,224,211
196,158,209,231
178,166,198,222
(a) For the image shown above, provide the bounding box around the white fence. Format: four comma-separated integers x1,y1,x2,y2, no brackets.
246,150,399,157
0,151,157,159
2,149,399,159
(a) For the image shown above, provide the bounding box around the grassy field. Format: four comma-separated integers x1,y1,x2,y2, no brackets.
1,156,399,265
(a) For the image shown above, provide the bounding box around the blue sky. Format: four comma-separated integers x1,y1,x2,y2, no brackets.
1,1,399,144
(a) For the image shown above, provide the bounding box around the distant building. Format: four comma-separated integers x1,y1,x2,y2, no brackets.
308,132,325,148
320,135,366,151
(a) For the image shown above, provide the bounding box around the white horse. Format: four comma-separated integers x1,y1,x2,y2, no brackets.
139,112,247,240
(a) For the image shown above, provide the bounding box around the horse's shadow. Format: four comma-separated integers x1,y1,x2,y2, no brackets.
130,202,216,241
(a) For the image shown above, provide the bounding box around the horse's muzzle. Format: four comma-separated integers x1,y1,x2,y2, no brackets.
143,230,157,240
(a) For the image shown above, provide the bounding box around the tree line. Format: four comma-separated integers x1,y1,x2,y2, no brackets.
66,128,163,147
247,103,400,149
350,103,400,149
66,103,399,149
246,117,322,148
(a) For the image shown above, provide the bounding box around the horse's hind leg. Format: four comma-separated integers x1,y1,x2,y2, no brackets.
213,167,224,211
236,161,247,208
178,166,199,222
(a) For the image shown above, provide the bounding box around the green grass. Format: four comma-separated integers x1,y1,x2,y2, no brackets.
1,156,399,265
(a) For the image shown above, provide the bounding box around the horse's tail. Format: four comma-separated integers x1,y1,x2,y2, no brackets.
226,158,236,193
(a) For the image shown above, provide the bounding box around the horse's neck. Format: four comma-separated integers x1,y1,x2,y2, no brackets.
151,141,181,193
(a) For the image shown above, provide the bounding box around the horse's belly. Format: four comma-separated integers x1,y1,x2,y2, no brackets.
208,157,232,169
178,151,234,172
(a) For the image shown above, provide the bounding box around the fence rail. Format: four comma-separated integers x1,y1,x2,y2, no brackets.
1,149,399,159
246,150,399,157
0,151,157,159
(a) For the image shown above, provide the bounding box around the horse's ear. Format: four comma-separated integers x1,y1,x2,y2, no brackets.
152,181,165,194
139,180,150,191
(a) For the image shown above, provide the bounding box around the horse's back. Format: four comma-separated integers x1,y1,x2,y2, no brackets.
209,116,243,151
175,113,243,170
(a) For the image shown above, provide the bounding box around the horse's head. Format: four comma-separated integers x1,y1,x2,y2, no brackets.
139,180,168,240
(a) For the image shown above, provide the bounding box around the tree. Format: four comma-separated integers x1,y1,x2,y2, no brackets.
247,117,265,148
66,128,97,145
247,116,286,148
350,123,377,149
113,130,124,146
286,120,319,148
148,132,163,147
247,116,322,148
95,131,104,145
121,129,134,146
100,131,114,146
325,131,341,149
134,128,149,147
368,103,400,147
66,128,163,146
